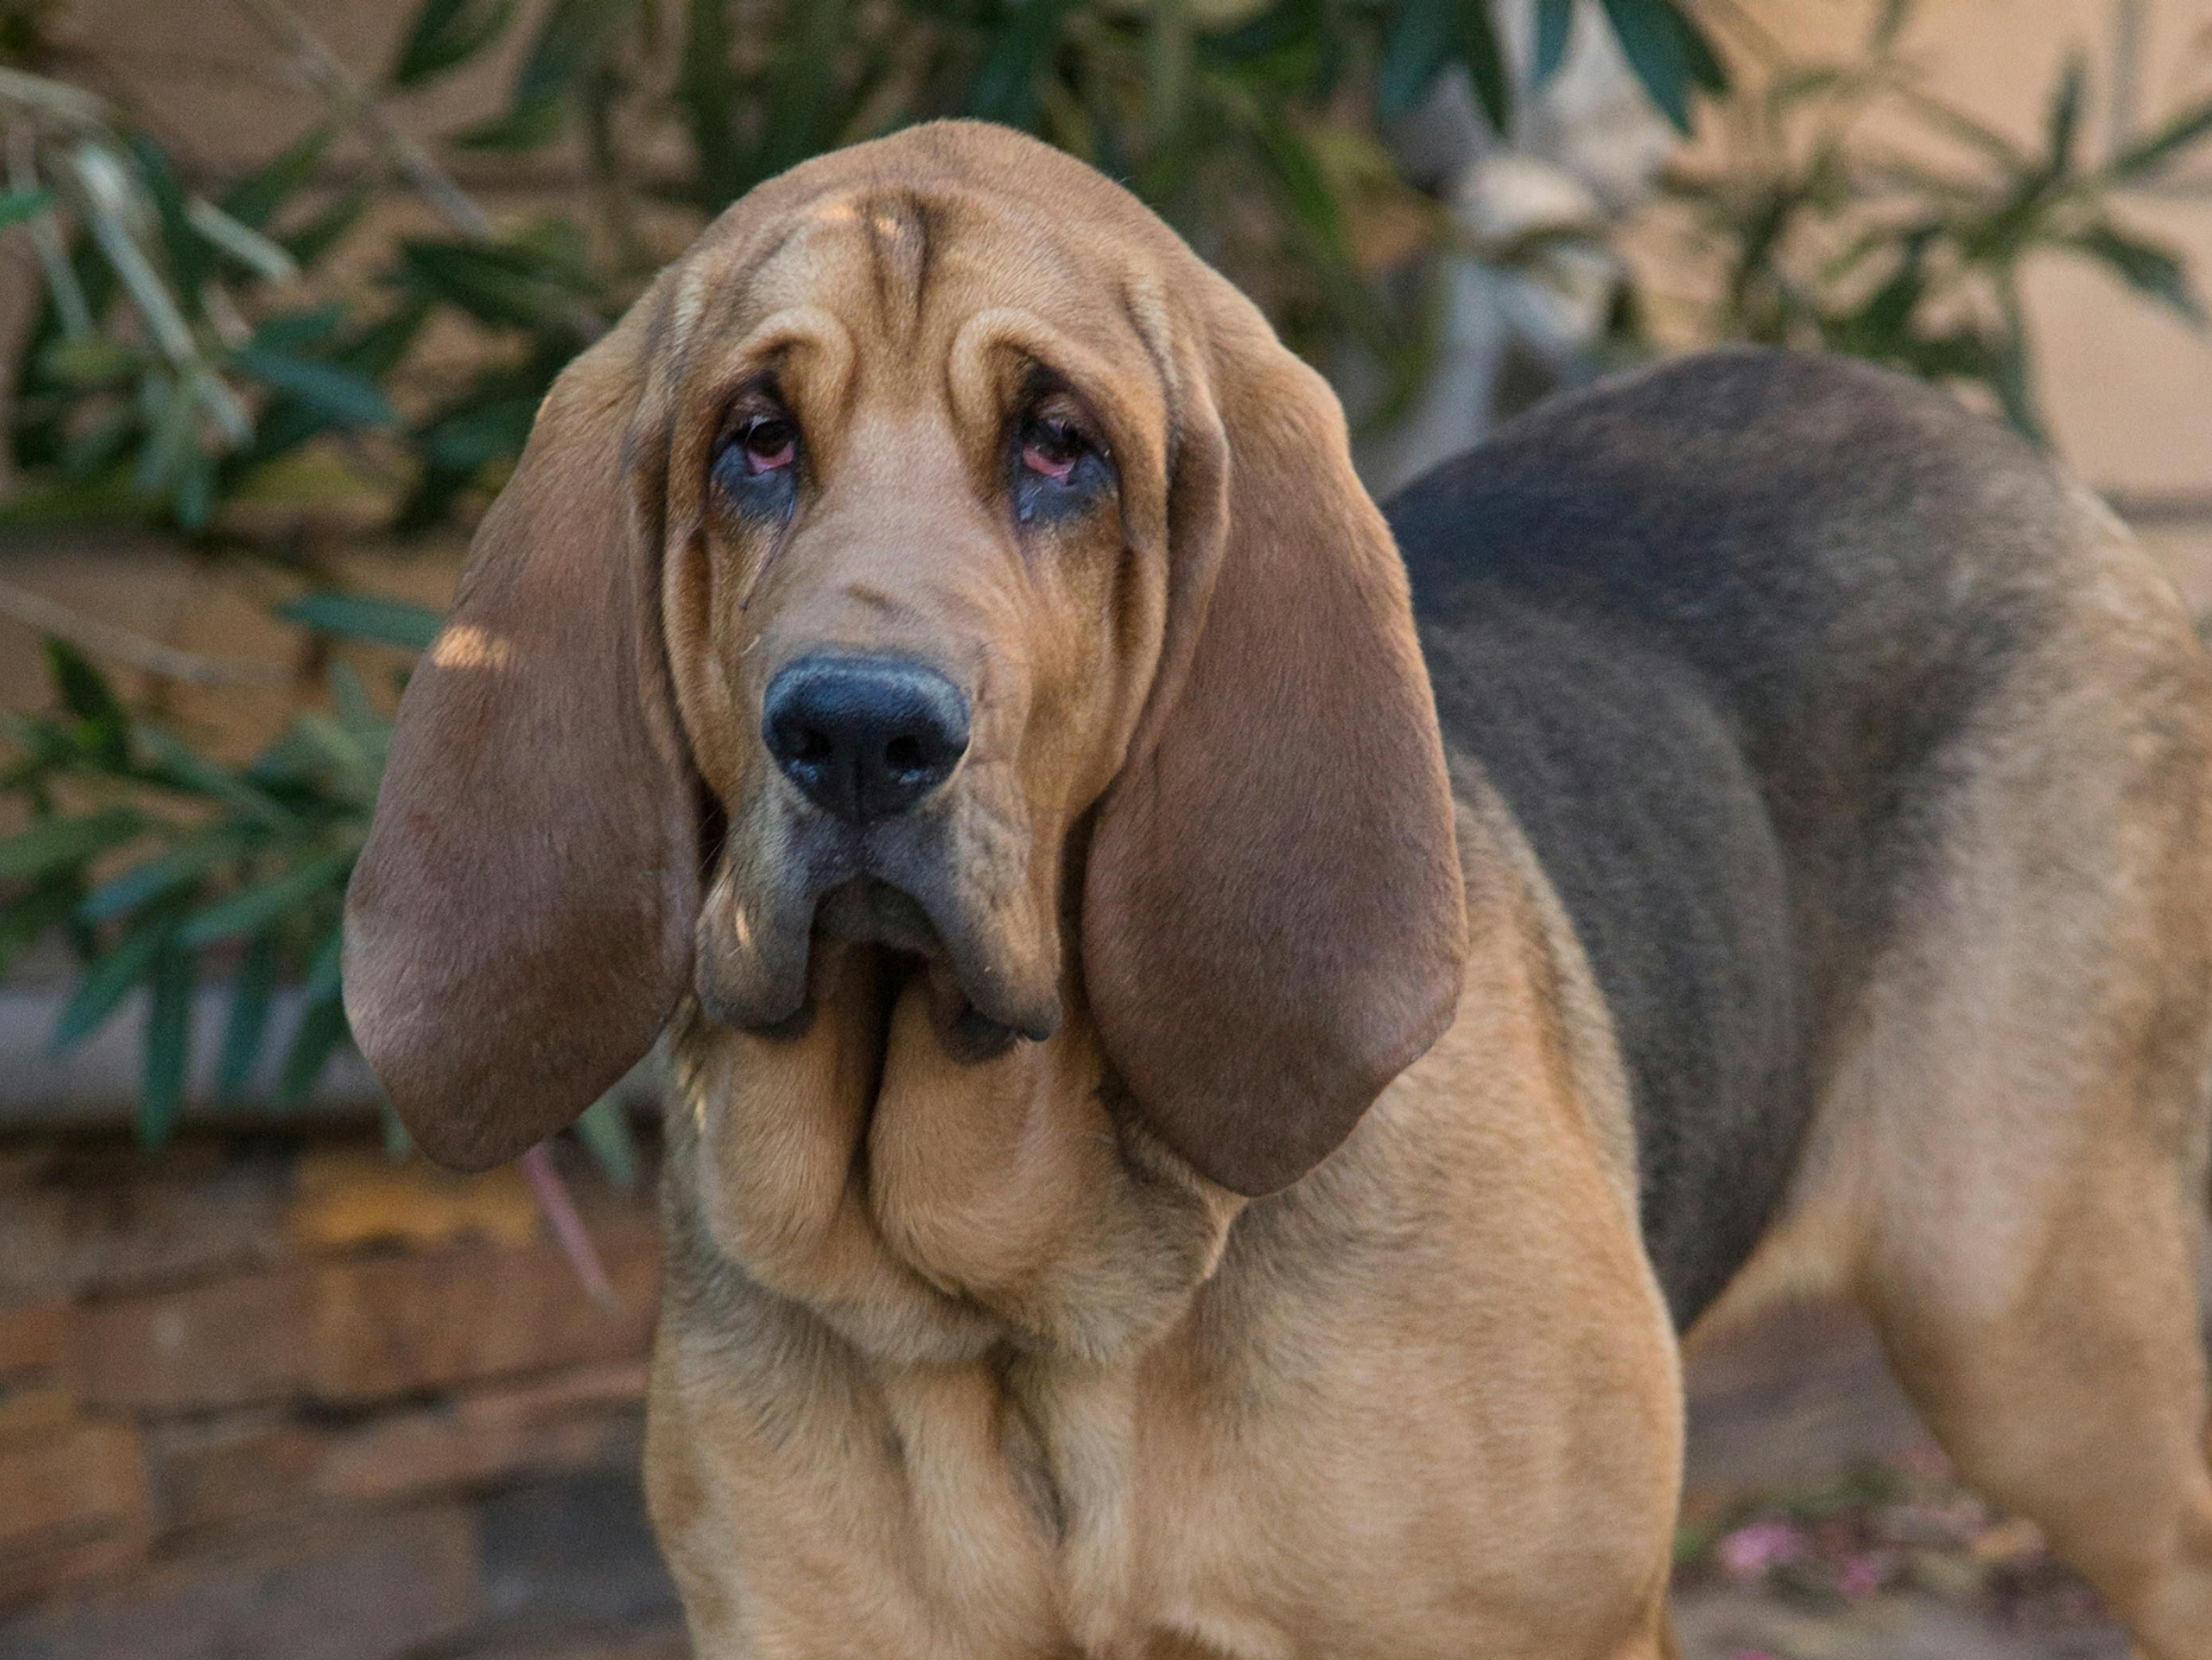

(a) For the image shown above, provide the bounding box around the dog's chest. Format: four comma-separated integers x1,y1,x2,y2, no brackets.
897,1352,1159,1653
655,1301,1236,1659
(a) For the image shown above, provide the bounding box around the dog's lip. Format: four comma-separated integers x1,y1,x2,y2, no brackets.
808,874,1059,1049
813,876,944,959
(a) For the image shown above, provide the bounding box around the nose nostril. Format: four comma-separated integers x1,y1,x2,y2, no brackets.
763,656,969,823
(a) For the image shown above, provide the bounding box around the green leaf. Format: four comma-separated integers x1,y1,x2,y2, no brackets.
128,134,211,304
1846,228,1934,345
54,909,180,1049
1676,2,1728,93
279,591,445,652
1455,0,1512,135
965,0,1074,127
755,0,850,175
392,0,520,86
62,407,139,480
187,200,298,282
276,933,349,1108
232,347,398,428
47,638,130,766
510,0,637,113
134,725,300,829
399,237,593,330
276,998,349,1107
2069,225,2206,324
1249,109,1354,270
287,713,381,804
0,876,86,980
214,931,278,1099
381,1102,414,1158
0,187,53,229
138,941,193,1148
677,0,741,209
2044,53,2084,176
302,921,344,1004
2108,93,2212,180
38,333,142,390
574,1091,639,1190
1597,0,1721,133
1990,307,2045,444
177,846,356,949
283,183,370,266
249,305,346,355
1896,88,2030,171
419,394,537,470
171,448,215,533
327,660,385,744
1378,0,1455,123
220,122,335,231
79,829,244,924
0,806,143,883
338,296,436,381
1145,0,1194,149
449,97,570,152
1532,0,1573,84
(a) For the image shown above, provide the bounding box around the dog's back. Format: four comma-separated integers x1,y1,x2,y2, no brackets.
1389,347,2123,1325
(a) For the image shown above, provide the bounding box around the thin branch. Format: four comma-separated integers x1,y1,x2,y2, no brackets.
520,1143,620,1311
226,0,605,342
0,577,291,687
226,0,494,241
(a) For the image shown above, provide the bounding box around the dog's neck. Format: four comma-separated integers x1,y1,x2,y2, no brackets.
665,940,1244,1370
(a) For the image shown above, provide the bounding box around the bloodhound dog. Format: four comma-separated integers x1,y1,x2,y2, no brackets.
343,121,2212,1659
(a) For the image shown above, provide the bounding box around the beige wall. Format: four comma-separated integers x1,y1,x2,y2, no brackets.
1667,0,2212,502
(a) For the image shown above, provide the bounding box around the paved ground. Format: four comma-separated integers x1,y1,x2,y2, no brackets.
1674,1298,2131,1658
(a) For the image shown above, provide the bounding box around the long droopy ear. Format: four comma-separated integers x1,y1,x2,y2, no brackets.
344,317,698,1171
1084,294,1467,1197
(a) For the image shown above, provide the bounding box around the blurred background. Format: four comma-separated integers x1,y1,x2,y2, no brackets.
1,1,2209,1655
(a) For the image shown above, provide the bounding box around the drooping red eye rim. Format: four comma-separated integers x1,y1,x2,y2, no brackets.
1020,415,1088,483
739,414,796,474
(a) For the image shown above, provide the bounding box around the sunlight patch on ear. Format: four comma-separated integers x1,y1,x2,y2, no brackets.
430,623,514,672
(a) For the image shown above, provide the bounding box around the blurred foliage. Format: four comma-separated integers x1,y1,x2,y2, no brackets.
1660,0,2212,441
6,0,2212,1158
0,608,638,1175
1,623,393,1144
2,0,1728,538
0,66,400,531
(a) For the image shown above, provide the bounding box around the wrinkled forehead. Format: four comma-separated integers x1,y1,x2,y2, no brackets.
663,181,1176,425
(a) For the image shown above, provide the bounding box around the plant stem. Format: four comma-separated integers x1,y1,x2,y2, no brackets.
226,0,494,241
0,577,291,687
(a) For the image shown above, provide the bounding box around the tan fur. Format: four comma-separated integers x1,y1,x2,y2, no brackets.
348,121,2212,1659
648,788,1681,1659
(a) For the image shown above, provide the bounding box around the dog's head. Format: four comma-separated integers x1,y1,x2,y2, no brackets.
343,122,1465,1197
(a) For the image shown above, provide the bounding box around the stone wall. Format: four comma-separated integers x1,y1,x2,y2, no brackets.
0,1131,681,1660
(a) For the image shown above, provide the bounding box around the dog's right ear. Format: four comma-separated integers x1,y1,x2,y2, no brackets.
343,316,699,1170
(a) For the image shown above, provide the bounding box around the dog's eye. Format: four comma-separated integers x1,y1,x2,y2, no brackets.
740,414,796,474
713,396,801,518
1020,416,1088,483
1010,398,1110,527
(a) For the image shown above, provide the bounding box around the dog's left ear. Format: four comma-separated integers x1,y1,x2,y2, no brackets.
1084,292,1467,1197
343,312,698,1171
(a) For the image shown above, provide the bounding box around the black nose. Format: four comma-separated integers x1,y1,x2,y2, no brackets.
762,656,971,824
